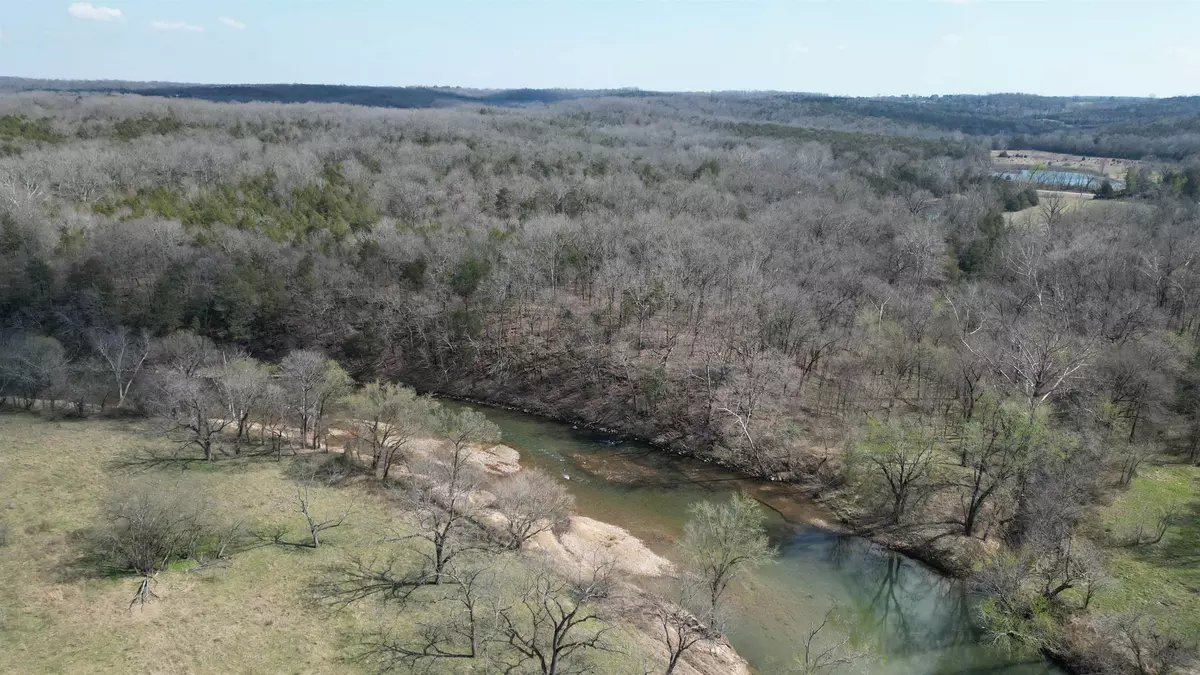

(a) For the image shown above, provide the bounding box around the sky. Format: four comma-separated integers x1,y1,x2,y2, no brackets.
0,0,1198,97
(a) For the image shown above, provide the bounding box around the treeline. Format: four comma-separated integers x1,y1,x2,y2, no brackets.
0,77,626,108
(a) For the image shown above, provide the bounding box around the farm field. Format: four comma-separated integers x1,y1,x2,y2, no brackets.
991,149,1143,180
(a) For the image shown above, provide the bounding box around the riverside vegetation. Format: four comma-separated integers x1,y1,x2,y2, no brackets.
2,86,1200,673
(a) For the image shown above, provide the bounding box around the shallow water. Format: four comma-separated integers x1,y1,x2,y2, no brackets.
454,402,1060,674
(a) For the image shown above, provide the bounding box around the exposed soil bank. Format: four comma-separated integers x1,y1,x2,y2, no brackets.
337,423,752,675
408,381,1083,674
416,378,987,576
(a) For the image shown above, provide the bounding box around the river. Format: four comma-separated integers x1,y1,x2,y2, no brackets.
453,401,1061,674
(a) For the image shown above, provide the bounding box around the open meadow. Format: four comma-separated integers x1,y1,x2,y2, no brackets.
0,412,656,675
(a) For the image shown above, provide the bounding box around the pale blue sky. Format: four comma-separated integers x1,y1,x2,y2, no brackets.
1,1,1197,96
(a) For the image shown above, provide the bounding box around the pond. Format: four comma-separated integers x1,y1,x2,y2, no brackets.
994,169,1106,189
453,401,1062,674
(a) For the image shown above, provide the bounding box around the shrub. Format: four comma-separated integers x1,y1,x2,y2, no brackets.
100,481,215,575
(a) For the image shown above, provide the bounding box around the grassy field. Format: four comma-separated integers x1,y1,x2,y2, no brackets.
0,412,650,674
1003,191,1142,225
991,149,1142,180
1089,463,1200,642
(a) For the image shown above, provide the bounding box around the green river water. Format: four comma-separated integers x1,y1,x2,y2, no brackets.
454,402,1061,675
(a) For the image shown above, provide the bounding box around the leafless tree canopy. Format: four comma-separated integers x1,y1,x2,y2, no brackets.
492,469,575,550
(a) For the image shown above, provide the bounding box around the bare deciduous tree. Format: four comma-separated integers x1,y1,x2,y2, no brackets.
492,469,575,550
357,564,498,668
292,480,350,548
653,575,723,675
150,330,218,377
850,419,940,524
0,333,67,409
956,397,1041,538
209,355,272,452
497,557,616,675
790,607,863,675
392,409,500,584
1101,613,1190,675
142,367,233,462
344,381,438,479
280,349,330,449
88,325,150,408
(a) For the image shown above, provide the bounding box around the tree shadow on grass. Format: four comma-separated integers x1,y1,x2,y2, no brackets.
1135,498,1200,570
106,443,203,472
56,528,129,583
106,439,297,475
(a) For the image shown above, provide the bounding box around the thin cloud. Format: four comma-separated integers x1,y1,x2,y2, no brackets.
68,3,123,21
942,33,964,46
218,17,246,30
151,20,204,33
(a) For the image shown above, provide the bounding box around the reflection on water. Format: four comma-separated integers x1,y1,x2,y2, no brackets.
993,169,1112,190
449,401,1060,674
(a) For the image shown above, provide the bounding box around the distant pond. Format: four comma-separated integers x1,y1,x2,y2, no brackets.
994,169,1115,190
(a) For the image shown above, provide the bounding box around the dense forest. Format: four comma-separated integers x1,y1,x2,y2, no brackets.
6,77,1199,160
1,86,1200,673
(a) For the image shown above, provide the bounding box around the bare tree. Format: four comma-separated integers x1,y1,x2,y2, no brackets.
357,564,498,668
1031,536,1106,604
969,551,1050,652
1039,191,1070,228
292,480,350,548
209,355,272,452
496,557,616,675
102,481,213,576
100,480,216,608
995,321,1093,419
956,397,1041,538
279,349,329,449
850,418,940,524
141,367,233,462
653,575,723,675
393,409,500,584
1,334,67,409
1102,613,1190,675
88,326,150,408
1115,438,1158,488
790,607,862,675
1126,503,1180,547
150,330,218,377
492,469,575,550
344,381,438,479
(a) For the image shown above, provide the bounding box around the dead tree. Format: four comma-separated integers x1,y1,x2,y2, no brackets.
792,607,860,675
654,576,723,675
294,481,350,548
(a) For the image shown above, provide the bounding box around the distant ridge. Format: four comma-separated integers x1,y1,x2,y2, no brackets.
0,77,652,108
